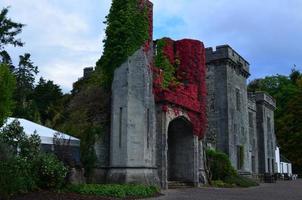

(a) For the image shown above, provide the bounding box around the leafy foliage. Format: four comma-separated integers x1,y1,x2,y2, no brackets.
96,0,149,87
32,77,64,125
0,119,41,159
31,153,68,189
13,53,39,121
206,149,237,181
67,184,159,198
248,69,302,174
62,86,110,180
0,157,37,199
206,149,258,188
154,39,179,88
0,121,68,199
0,7,24,66
0,63,16,126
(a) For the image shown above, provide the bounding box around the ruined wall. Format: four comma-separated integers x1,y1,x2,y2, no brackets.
206,45,252,173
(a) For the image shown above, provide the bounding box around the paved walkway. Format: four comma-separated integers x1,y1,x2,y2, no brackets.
149,179,302,200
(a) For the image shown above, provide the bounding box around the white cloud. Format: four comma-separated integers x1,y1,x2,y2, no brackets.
152,0,302,79
1,0,301,91
0,0,110,92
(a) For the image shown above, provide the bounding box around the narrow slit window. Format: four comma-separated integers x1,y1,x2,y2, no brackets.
147,109,150,148
119,107,123,148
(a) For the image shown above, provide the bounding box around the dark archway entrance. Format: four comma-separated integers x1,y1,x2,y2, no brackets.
168,117,194,183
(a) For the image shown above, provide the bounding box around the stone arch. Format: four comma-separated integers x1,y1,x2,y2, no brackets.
167,116,195,183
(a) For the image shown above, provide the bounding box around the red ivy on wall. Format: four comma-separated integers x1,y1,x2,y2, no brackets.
153,38,207,139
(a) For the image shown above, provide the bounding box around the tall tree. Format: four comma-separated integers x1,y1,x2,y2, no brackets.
0,63,16,126
0,7,24,67
32,77,63,125
13,53,39,120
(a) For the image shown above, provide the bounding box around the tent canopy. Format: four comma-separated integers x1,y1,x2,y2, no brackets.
3,118,80,146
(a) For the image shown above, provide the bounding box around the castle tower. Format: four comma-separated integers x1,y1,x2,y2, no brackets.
255,92,277,174
107,0,159,186
206,45,252,173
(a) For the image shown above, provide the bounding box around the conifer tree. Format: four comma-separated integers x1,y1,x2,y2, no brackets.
0,63,16,126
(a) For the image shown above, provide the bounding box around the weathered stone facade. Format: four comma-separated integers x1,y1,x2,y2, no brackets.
255,92,277,174
248,93,258,174
205,45,251,173
205,45,277,175
92,0,278,189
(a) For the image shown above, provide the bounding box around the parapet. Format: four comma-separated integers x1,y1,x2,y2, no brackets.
206,45,250,77
255,92,276,110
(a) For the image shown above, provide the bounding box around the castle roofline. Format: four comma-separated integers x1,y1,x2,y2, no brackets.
205,45,250,78
255,91,276,110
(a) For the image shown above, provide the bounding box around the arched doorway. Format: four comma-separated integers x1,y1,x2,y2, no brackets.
167,117,194,183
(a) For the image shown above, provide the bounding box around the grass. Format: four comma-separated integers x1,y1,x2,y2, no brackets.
67,184,160,198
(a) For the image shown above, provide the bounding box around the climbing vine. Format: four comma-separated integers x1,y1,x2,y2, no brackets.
96,0,150,87
154,39,179,88
153,38,207,139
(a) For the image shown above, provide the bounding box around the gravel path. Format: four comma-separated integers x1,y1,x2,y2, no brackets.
149,179,302,200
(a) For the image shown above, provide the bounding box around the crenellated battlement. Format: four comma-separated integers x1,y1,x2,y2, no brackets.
206,45,250,78
255,91,276,110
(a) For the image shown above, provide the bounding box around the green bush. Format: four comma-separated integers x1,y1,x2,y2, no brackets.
206,149,237,181
32,153,68,189
206,149,258,188
0,157,37,199
67,184,159,198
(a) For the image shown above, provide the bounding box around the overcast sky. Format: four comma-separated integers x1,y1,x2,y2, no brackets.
1,0,301,92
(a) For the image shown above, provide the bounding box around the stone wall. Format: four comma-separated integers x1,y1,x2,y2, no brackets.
248,93,258,174
155,106,205,189
256,92,277,174
206,45,252,173
108,46,159,186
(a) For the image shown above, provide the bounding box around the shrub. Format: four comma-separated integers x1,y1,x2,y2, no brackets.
67,184,160,198
0,119,41,159
206,149,258,188
0,157,36,199
32,153,68,189
206,149,237,181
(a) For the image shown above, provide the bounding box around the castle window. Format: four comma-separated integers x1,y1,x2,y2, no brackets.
119,107,123,148
248,112,253,128
236,88,241,111
237,145,244,170
267,117,271,134
147,108,150,148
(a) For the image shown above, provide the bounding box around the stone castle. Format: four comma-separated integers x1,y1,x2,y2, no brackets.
89,1,277,189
